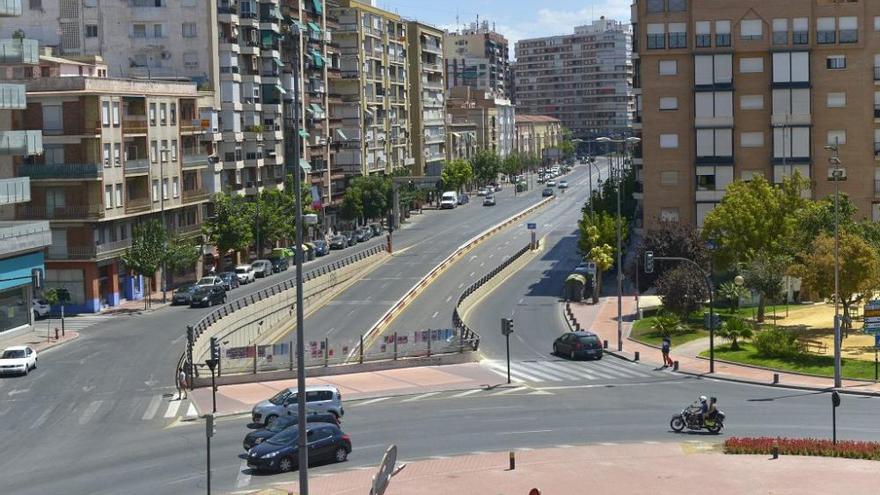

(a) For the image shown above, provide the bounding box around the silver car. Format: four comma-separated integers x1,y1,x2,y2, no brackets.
251,385,344,425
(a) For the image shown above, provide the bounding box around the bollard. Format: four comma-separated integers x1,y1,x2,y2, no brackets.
54,328,60,340
359,334,364,364
393,332,398,360
773,373,779,384
509,451,515,470
772,441,779,460
634,351,640,362
603,339,608,349
673,360,679,371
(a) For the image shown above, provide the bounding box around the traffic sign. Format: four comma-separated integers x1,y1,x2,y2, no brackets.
527,223,536,230
875,334,880,349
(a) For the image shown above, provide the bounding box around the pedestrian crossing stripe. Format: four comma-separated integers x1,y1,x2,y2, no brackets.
481,359,652,383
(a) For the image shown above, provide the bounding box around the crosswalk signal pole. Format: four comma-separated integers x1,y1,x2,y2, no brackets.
206,413,215,495
502,318,514,384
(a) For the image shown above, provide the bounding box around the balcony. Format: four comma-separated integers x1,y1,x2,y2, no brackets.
875,142,880,159
122,117,148,134
16,204,104,220
0,83,25,110
0,38,38,65
124,158,150,175
0,130,42,156
0,177,28,205
182,187,210,203
875,66,880,82
421,41,441,54
20,163,102,180
0,220,51,257
182,152,211,168
124,196,152,214
0,0,21,16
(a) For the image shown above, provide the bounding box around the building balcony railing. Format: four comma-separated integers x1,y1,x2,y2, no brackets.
0,130,42,156
122,118,148,134
182,153,211,168
0,0,21,17
0,38,38,65
182,187,210,202
0,176,28,205
47,245,96,260
0,83,25,110
20,163,102,180
124,158,150,174
96,239,133,256
17,205,104,220
124,196,152,214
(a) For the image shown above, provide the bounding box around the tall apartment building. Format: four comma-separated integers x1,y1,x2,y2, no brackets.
330,0,412,176
514,18,633,139
447,86,515,158
0,0,50,336
444,21,511,99
407,21,445,176
11,73,213,312
634,0,880,228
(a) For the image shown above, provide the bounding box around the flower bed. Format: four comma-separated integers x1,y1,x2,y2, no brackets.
724,437,880,461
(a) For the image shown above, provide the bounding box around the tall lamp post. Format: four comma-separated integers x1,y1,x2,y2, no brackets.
596,136,641,351
824,138,844,389
571,138,604,214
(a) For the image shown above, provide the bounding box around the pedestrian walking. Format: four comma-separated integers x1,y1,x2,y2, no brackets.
177,368,188,400
661,336,673,368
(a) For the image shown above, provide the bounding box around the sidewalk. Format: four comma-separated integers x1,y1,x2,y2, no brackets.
0,327,79,353
570,298,880,396
255,442,880,495
192,362,505,418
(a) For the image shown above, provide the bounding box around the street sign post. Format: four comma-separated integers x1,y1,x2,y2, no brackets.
864,300,880,335
371,444,405,495
527,223,536,230
875,334,880,381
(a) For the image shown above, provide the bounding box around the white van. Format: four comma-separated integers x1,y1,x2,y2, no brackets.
440,191,458,209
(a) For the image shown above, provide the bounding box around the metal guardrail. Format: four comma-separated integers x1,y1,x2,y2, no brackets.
185,244,386,377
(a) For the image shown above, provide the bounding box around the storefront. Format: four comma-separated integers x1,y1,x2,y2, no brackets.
0,251,43,335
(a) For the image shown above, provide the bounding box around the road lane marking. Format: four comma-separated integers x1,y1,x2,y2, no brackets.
450,389,482,398
164,399,182,418
480,262,485,267
445,295,452,302
600,442,618,446
351,397,391,407
556,444,575,448
401,392,441,402
483,361,540,382
431,311,439,318
142,395,162,421
469,272,475,277
30,406,55,430
458,282,465,289
185,403,198,418
496,429,552,435
490,386,529,396
78,400,103,425
236,459,251,488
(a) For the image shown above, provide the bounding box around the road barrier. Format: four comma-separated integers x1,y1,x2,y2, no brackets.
184,245,386,378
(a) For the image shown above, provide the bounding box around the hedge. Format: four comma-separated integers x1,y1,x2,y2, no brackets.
724,437,880,461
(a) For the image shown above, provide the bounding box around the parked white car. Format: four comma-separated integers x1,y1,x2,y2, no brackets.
32,298,50,319
196,276,224,287
440,191,458,209
235,264,256,284
0,346,38,376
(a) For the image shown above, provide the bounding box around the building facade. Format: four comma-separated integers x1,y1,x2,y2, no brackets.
0,0,50,335
446,86,514,158
330,0,412,176
444,21,511,99
634,0,880,228
514,18,633,140
514,115,562,161
445,117,477,163
407,21,445,176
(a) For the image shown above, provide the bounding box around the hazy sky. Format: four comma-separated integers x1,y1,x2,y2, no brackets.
371,0,631,58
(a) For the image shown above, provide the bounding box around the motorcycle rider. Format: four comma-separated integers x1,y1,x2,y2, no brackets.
705,397,719,423
689,395,709,425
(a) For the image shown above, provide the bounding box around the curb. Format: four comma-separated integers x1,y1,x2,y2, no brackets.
32,331,81,353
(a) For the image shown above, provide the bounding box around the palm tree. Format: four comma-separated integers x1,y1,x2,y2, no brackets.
716,316,754,350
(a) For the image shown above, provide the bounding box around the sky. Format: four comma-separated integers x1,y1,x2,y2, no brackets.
371,0,631,58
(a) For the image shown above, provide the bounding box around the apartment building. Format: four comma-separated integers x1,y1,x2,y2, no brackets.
0,0,50,336
514,115,562,161
330,0,412,176
447,86,514,158
515,18,633,139
407,21,445,176
444,20,511,99
12,75,213,312
634,0,880,228
446,117,477,163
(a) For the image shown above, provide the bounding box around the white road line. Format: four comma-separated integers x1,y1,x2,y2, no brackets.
185,403,198,417
490,386,529,396
445,295,452,303
518,298,524,304
450,389,482,398
556,444,575,449
593,361,650,379
78,400,103,425
480,262,485,267
351,397,391,407
401,392,441,402
142,395,162,421
164,399,182,418
488,254,494,259
431,311,439,318
644,441,660,445
469,272,475,277
483,361,538,382
459,282,465,289
600,442,618,446
512,362,567,382
236,459,252,488
541,361,599,381
30,406,54,430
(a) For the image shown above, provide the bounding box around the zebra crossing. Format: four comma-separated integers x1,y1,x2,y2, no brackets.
34,314,113,333
480,358,655,384
0,394,203,429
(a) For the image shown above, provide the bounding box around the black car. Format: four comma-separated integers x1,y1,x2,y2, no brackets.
312,240,329,256
246,423,351,473
342,231,358,246
217,272,239,291
172,284,199,305
355,228,371,242
457,193,470,205
368,223,383,236
329,235,348,250
189,286,227,307
542,187,555,197
243,413,340,450
269,257,290,273
553,331,603,360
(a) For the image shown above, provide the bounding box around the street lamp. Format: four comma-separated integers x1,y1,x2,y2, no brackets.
596,135,641,352
572,138,604,214
824,139,844,389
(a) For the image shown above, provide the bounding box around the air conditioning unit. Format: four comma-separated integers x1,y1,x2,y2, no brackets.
324,31,332,43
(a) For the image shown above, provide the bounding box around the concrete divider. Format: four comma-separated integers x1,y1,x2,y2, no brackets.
458,241,541,323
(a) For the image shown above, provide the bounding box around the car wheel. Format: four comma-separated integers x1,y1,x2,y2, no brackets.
569,350,576,361
333,446,348,463
264,414,278,427
23,365,28,376
278,455,295,473
32,359,36,370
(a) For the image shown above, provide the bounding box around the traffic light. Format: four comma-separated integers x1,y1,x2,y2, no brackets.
831,390,841,408
210,337,220,362
645,251,654,274
502,318,514,336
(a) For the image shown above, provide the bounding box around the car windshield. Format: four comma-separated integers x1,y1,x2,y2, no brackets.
197,277,214,285
267,426,299,445
177,285,197,293
269,390,292,405
235,267,249,274
267,416,296,432
1,350,25,359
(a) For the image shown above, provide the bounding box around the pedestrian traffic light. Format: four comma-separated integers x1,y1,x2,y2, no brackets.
502,318,514,336
832,390,841,408
210,337,220,362
645,251,654,274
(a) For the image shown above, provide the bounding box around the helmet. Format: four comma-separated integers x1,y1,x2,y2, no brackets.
699,395,707,402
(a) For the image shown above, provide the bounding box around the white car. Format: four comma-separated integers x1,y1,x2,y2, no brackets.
558,180,569,189
0,346,37,376
477,188,488,197
32,298,50,319
547,180,557,187
196,276,224,287
235,264,256,284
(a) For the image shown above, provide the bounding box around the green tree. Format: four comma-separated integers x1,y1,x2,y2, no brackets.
650,311,688,338
202,192,253,257
339,185,363,222
702,174,808,269
501,153,522,182
740,251,789,322
578,211,627,265
634,221,708,292
794,232,880,329
589,243,614,296
716,316,754,351
558,140,575,160
470,149,501,185
656,265,708,319
717,280,749,313
441,159,474,192
164,235,200,275
122,220,167,308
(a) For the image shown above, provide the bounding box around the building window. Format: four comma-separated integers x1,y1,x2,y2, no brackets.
149,103,156,126
668,23,687,48
659,134,679,149
741,132,764,148
715,20,731,47
658,60,677,75
646,0,664,14
170,103,176,125
694,54,732,86
113,143,121,166
29,0,41,9
171,140,177,161
105,185,113,209
839,17,858,43
739,57,764,73
793,18,809,44
827,130,846,146
132,24,147,38
668,0,686,12
827,92,846,108
159,103,167,125
740,95,764,110
875,16,880,32
647,24,665,50
152,180,159,202
183,52,199,69
772,52,810,83
172,177,180,198
162,178,169,200
112,101,120,126
103,143,111,167
696,129,733,159
772,18,788,45
660,171,679,185
772,88,811,116
85,25,98,38
740,19,763,40
153,24,164,38
660,208,680,222
695,21,711,48
161,140,168,161
817,17,836,44
101,101,110,127
659,96,678,110
115,184,123,208
150,140,158,163
826,55,846,70
773,126,811,160
182,22,197,38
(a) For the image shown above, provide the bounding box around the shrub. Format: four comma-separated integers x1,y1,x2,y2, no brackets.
724,437,880,461
753,327,800,358
649,312,690,338
716,316,754,350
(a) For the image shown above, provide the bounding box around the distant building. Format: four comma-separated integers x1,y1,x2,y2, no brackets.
514,115,562,162
407,21,446,176
444,20,511,99
446,116,477,163
446,86,514,158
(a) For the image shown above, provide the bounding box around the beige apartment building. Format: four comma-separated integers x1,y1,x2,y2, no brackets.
407,21,446,176
330,0,412,176
446,86,515,158
634,0,880,228
446,117,477,163
514,115,562,161
444,20,511,99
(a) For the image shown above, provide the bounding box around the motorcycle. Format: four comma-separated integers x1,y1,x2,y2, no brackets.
670,406,725,434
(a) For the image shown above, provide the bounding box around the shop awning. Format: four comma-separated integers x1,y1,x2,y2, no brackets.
298,129,309,138
311,52,325,68
335,129,348,141
274,84,286,95
299,159,312,173
308,22,321,34
311,0,323,15
309,103,324,115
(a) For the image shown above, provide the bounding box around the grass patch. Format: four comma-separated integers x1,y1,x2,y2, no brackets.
631,316,708,347
724,304,810,321
701,343,880,381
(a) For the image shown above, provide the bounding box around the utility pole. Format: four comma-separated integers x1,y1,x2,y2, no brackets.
825,138,844,389
160,151,167,303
